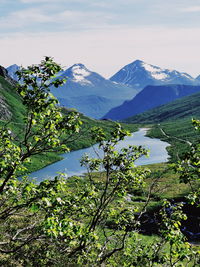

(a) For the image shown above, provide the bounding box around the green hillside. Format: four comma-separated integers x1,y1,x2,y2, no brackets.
146,118,199,162
124,90,200,124
0,75,138,173
0,76,26,124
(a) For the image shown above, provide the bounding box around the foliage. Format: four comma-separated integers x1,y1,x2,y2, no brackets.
0,58,199,266
108,202,199,267
176,119,200,206
0,74,138,174
0,57,82,191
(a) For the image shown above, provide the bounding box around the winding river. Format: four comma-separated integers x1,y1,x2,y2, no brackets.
29,128,170,182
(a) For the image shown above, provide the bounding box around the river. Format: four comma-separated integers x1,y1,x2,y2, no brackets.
29,128,169,182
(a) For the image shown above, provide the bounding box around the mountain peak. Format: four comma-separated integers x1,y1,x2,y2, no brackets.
63,63,92,85
129,60,161,72
6,64,20,81
110,60,197,90
131,59,144,65
7,64,19,68
71,63,87,69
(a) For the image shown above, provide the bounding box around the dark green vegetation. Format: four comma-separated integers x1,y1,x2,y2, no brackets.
125,90,200,124
0,58,199,266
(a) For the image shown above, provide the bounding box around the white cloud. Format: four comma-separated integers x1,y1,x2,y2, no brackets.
181,5,200,13
0,7,113,31
12,8,51,22
1,26,200,78
0,8,53,29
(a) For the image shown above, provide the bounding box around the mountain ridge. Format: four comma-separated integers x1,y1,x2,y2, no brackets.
124,90,200,123
50,63,137,118
110,60,198,90
103,84,200,120
6,60,200,119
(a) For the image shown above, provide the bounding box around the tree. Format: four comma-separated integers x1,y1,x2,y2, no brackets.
0,57,82,263
176,119,200,206
0,58,199,266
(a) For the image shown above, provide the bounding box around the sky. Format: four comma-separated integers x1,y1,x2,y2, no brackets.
1,0,200,78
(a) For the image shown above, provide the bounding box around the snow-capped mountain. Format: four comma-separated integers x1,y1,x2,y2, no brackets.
63,64,94,85
58,63,136,97
51,63,137,118
110,60,198,90
8,60,200,119
7,64,20,81
6,63,137,118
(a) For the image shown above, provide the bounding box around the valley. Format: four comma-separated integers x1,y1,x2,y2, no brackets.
0,58,199,265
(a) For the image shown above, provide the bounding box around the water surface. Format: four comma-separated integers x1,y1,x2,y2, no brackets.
30,128,169,182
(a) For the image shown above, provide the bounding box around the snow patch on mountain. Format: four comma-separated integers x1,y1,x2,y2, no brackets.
181,73,194,80
142,62,169,80
71,64,92,85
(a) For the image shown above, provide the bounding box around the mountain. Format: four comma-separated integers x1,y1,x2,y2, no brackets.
196,75,200,82
124,90,200,123
58,95,115,119
7,64,20,81
110,60,198,90
103,84,200,120
51,63,137,118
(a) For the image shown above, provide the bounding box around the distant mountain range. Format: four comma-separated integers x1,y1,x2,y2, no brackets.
103,84,200,120
124,90,200,123
7,63,137,119
6,60,200,119
110,60,198,90
50,63,137,118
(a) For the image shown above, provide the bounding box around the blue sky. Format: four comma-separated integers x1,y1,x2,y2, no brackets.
1,0,200,77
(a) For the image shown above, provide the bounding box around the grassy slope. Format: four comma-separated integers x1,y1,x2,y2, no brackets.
146,119,199,162
0,76,26,125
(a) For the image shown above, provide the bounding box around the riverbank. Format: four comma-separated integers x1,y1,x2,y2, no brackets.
29,128,170,182
146,119,199,162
